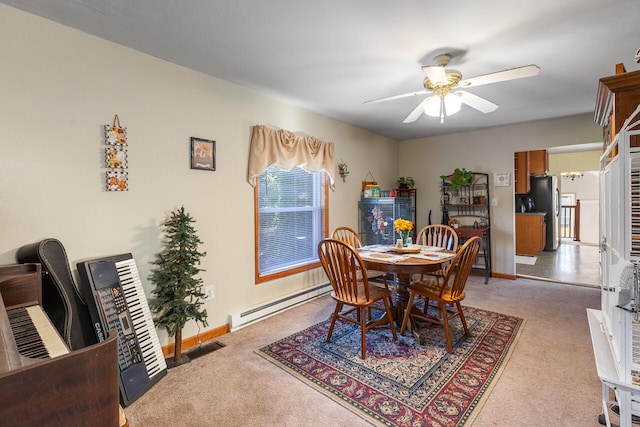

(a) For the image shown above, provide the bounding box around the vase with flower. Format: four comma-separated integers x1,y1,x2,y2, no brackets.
394,218,413,247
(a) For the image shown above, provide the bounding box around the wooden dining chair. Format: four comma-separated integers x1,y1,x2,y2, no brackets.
417,224,458,251
415,224,459,284
318,238,397,359
400,236,481,353
331,226,390,290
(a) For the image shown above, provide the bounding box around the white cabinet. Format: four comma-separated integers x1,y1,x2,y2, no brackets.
589,105,640,426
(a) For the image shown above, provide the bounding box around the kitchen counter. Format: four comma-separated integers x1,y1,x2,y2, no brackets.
516,212,546,216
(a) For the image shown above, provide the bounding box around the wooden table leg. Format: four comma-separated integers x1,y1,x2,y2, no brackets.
394,272,412,328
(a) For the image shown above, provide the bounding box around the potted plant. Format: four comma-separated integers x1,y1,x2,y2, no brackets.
150,206,208,367
397,176,415,189
440,168,473,191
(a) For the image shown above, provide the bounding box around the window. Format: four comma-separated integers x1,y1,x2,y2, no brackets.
255,165,328,282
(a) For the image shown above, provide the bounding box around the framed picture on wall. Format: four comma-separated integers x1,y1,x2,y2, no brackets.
106,170,128,191
105,146,128,168
191,137,216,171
494,172,510,187
104,115,127,146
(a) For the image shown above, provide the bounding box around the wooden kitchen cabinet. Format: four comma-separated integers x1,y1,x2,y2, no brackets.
528,149,548,175
514,151,530,194
516,213,546,256
514,149,548,193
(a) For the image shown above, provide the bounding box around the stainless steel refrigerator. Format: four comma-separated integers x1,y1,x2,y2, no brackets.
529,176,559,251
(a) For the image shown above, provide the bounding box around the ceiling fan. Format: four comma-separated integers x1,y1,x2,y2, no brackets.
364,54,540,124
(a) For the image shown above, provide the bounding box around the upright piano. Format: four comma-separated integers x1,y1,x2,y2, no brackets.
0,263,120,426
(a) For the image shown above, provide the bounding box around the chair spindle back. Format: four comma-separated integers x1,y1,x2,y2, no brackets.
442,236,482,299
318,238,371,303
331,226,364,249
417,225,458,251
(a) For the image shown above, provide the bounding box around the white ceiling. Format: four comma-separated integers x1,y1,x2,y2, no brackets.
3,0,639,141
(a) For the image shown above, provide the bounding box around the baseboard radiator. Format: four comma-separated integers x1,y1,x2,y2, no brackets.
228,283,332,331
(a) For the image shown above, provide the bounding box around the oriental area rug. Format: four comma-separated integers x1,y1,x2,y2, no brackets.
257,306,524,426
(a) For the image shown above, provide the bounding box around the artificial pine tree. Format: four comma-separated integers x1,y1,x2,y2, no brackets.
150,206,208,367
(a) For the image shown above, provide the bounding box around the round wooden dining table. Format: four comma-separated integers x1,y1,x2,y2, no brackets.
357,246,454,326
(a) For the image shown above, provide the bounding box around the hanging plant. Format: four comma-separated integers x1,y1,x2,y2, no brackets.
338,160,349,181
440,168,473,191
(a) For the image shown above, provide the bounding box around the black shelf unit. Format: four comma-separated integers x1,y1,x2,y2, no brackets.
440,172,492,283
395,188,417,241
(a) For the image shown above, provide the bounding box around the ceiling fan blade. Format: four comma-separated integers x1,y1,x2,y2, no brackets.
456,91,499,113
403,97,433,123
422,65,448,85
363,89,428,104
459,65,540,88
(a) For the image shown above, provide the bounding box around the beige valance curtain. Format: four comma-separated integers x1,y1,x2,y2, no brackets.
247,125,335,190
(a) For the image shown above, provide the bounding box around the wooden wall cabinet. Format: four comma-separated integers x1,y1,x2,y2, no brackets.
514,149,548,194
594,66,640,152
515,213,546,256
514,151,530,194
528,149,549,175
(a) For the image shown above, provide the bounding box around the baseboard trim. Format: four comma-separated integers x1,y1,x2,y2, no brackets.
492,272,516,280
161,323,229,357
469,271,514,280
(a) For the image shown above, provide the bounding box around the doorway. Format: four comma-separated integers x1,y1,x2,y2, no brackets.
515,144,601,287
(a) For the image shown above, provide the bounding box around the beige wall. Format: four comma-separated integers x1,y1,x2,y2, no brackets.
398,116,603,276
0,5,398,344
549,150,601,176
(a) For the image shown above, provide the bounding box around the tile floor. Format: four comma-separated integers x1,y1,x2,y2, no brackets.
516,239,600,287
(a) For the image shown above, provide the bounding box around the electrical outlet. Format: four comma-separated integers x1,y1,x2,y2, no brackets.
203,285,214,301
491,197,498,207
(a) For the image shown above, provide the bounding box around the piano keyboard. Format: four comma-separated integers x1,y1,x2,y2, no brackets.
7,305,69,359
77,253,167,406
114,257,167,379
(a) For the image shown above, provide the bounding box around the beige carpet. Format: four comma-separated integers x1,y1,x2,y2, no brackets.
125,276,604,426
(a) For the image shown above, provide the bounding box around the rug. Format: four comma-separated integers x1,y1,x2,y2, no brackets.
515,255,537,265
257,306,523,427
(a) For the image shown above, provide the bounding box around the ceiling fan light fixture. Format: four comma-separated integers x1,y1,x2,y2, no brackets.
423,96,442,118
423,92,462,121
444,92,462,115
